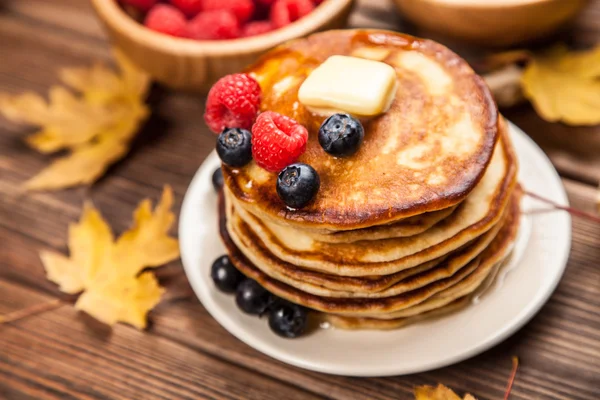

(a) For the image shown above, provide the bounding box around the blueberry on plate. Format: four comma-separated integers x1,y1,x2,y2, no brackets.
276,163,320,209
216,128,252,167
212,167,224,192
269,300,308,338
267,294,284,311
318,113,364,157
236,278,271,315
211,255,244,293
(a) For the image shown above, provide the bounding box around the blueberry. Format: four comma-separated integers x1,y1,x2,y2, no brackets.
212,167,224,192
318,113,364,157
267,294,284,311
216,128,252,167
276,163,320,209
236,279,271,315
268,301,308,338
211,255,244,293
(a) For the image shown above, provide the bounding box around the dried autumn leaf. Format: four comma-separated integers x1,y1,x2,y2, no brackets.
75,272,164,330
0,91,49,123
0,86,118,153
112,186,179,277
0,49,150,191
61,49,150,104
113,49,152,100
23,104,147,191
39,186,179,329
42,203,113,293
40,251,82,294
24,135,129,191
61,63,122,104
414,384,476,400
69,202,114,287
553,45,600,78
521,45,600,125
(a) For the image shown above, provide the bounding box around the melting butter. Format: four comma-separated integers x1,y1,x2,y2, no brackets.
298,55,397,117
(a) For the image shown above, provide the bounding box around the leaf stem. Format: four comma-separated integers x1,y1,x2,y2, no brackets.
0,299,63,324
504,356,519,400
524,190,600,224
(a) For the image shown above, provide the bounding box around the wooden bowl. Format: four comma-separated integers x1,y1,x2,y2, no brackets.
91,0,355,92
393,0,589,47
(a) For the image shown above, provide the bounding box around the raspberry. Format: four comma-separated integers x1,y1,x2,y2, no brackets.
188,10,241,40
252,111,308,172
242,21,274,37
169,0,204,17
203,0,254,24
252,1,272,20
144,5,188,37
204,74,262,133
255,0,276,5
121,0,159,12
270,0,315,28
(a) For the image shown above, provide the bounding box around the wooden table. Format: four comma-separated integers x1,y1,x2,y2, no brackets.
1,1,599,399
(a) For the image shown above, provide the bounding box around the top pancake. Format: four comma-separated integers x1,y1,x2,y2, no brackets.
223,29,498,231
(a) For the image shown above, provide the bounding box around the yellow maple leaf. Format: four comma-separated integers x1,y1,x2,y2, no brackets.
113,186,180,277
0,91,50,123
40,251,82,294
42,203,114,293
521,45,600,125
61,49,150,105
39,186,178,329
23,104,147,191
69,203,115,288
415,384,476,400
23,135,130,191
0,49,150,191
75,272,164,330
0,86,118,153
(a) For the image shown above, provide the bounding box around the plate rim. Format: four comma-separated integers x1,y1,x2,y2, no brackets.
178,121,571,377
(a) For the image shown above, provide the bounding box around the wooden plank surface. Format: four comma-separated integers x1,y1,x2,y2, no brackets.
1,302,322,400
1,0,599,399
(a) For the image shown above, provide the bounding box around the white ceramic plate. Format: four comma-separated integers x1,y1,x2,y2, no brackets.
179,122,571,377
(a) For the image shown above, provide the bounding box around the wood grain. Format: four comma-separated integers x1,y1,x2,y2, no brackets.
505,107,600,185
0,278,56,316
109,178,600,400
3,0,106,40
0,305,323,400
1,0,599,399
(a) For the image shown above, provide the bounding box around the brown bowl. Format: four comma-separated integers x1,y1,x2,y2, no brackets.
91,0,355,92
393,0,589,47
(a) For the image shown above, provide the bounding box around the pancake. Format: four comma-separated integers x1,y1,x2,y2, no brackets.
223,29,498,232
267,205,458,243
219,189,521,317
323,297,471,330
325,234,517,329
228,127,517,277
226,191,447,294
342,205,517,319
227,192,506,298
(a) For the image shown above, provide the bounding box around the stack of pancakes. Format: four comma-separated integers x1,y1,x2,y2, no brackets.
219,30,521,330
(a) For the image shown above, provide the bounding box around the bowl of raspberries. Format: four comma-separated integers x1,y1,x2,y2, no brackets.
91,0,355,91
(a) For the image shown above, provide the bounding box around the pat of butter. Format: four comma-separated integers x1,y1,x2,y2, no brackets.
298,55,397,117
